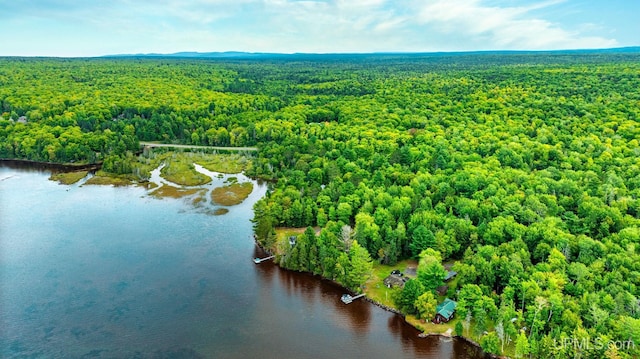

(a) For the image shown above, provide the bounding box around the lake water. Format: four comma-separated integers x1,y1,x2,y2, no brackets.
0,164,486,358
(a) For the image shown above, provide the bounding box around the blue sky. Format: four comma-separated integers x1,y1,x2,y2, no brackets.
0,0,638,57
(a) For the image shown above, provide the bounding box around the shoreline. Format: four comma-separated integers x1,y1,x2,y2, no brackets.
253,240,492,358
0,158,103,171
366,288,493,358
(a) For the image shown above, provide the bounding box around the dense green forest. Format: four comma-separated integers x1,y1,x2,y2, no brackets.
1,53,639,358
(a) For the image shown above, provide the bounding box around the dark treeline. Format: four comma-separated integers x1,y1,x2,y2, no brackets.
1,53,639,358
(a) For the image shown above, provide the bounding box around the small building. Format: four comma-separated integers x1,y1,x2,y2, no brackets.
433,298,457,324
436,285,449,297
444,270,458,282
383,273,407,288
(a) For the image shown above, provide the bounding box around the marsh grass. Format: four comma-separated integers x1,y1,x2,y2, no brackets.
213,208,230,215
211,182,253,206
98,150,251,186
160,154,212,186
84,171,136,186
50,171,88,185
142,182,158,190
157,152,249,185
192,194,206,205
196,153,251,174
150,185,204,199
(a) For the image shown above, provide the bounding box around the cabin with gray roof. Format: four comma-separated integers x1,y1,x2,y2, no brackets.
444,270,457,282
383,271,408,288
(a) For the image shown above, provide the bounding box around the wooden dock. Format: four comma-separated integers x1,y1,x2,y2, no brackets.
253,255,275,264
341,293,365,304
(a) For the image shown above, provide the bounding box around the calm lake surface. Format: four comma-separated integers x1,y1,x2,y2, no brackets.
0,164,486,358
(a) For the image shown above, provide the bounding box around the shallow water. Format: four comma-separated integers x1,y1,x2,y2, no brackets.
0,164,486,358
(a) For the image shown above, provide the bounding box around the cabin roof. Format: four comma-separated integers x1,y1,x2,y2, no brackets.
436,285,449,296
436,298,457,320
383,273,407,288
444,270,458,282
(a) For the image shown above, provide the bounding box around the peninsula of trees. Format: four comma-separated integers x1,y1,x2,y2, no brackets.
1,52,639,358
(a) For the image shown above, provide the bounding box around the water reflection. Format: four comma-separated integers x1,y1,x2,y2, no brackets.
253,245,488,359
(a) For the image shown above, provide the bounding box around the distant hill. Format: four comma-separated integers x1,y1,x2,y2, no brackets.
104,51,278,59
104,47,640,59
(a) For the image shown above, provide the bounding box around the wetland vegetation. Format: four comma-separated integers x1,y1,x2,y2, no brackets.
49,171,88,185
211,182,254,206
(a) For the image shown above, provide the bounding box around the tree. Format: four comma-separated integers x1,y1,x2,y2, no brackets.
337,202,353,224
415,291,438,320
515,330,530,358
340,224,353,251
480,332,500,355
334,252,351,286
604,345,623,359
416,248,446,292
617,316,640,349
457,284,483,319
354,212,379,254
495,321,506,355
463,311,472,337
303,227,320,274
347,240,373,293
455,320,464,337
317,208,328,227
396,279,424,315
252,200,274,244
528,296,548,341
547,247,567,273
410,225,435,257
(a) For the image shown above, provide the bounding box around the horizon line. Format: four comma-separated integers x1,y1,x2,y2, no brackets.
1,46,639,59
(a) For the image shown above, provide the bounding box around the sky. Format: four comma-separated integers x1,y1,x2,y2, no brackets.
0,0,638,57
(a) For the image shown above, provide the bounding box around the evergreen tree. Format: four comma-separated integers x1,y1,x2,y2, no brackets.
515,331,530,359
348,240,373,293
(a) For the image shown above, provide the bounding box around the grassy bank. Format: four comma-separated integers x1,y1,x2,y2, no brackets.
364,260,416,308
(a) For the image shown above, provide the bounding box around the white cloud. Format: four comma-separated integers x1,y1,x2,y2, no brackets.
0,0,625,55
411,0,617,50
